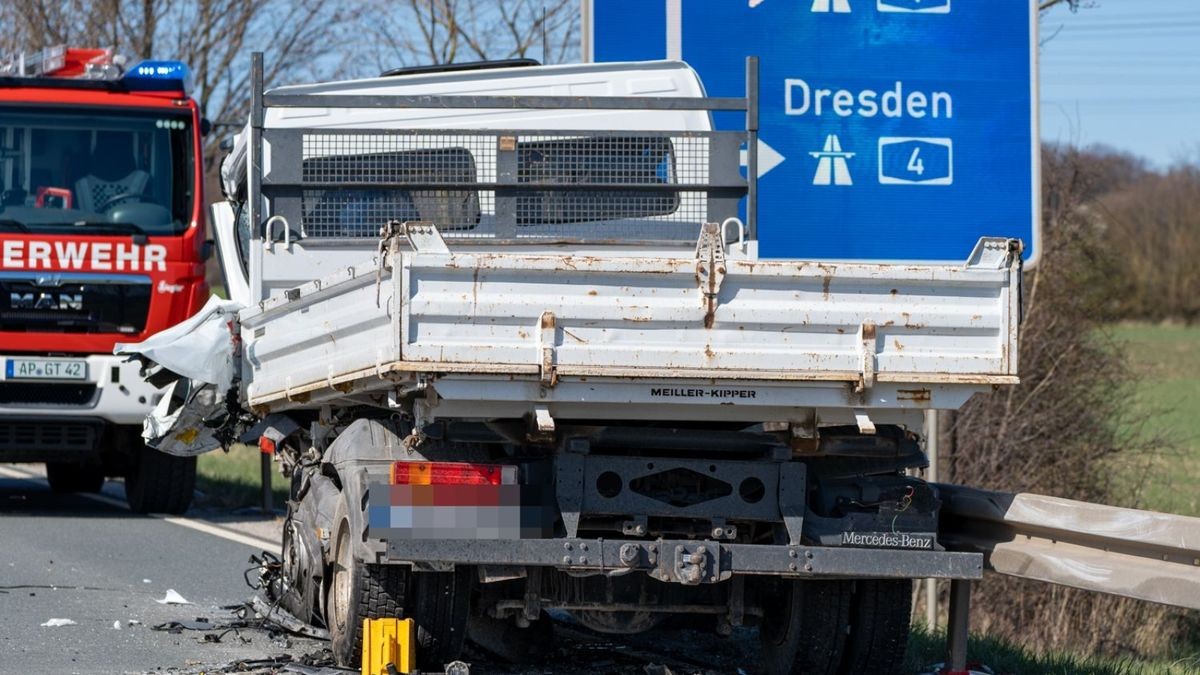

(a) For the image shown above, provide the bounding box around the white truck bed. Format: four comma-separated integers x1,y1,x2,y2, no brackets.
240,226,1019,429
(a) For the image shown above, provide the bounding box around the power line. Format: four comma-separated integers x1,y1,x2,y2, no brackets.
1050,19,1200,31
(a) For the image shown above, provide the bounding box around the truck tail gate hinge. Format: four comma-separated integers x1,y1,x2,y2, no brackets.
855,321,877,394
538,311,558,387
695,223,727,329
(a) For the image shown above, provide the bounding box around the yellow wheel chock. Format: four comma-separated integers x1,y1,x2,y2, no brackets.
361,617,415,675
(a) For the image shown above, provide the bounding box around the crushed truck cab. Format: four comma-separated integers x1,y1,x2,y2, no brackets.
121,54,1022,673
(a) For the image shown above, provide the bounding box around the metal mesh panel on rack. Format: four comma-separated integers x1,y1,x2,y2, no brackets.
292,130,723,242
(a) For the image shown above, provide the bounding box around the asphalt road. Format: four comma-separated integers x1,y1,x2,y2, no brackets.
0,469,324,675
0,468,756,675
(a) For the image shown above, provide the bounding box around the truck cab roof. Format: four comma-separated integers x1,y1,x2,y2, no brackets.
220,59,710,198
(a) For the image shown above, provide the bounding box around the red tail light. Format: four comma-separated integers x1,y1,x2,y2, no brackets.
390,461,517,486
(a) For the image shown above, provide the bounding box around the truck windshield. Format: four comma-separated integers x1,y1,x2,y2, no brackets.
0,106,193,236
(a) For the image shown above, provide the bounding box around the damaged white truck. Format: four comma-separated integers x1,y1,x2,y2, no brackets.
121,54,1022,674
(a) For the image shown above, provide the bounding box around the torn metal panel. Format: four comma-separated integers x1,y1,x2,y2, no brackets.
115,295,244,390
142,379,227,456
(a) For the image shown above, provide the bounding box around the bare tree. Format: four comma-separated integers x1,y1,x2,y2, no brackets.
1039,0,1095,11
0,0,360,173
363,0,579,76
939,145,1197,657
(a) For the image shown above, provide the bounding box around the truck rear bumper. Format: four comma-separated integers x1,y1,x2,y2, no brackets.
385,538,983,583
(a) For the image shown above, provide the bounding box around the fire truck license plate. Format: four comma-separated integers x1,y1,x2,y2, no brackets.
4,358,88,381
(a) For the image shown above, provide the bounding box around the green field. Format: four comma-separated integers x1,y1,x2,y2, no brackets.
906,625,1200,675
1109,324,1200,516
195,443,289,509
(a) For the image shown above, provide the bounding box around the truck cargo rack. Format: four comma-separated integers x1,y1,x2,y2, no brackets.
246,53,760,259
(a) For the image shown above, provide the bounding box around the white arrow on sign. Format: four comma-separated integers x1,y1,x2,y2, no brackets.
740,139,787,179
749,0,767,7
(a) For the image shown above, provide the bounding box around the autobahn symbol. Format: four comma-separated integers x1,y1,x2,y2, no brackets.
811,0,852,13
810,135,855,186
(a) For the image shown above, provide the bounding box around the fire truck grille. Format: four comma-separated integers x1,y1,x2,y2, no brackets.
0,383,99,407
0,420,102,458
0,278,151,334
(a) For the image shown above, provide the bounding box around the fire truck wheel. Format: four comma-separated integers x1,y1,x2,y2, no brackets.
838,579,912,675
759,579,853,675
124,444,196,514
45,462,104,493
327,499,409,666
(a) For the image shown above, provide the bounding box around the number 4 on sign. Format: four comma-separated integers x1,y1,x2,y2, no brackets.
907,148,924,176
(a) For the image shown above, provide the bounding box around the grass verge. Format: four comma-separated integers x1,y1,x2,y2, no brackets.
905,623,1200,675
195,443,289,510
1109,324,1200,516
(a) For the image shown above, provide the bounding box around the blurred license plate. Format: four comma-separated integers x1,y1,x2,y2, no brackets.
4,358,88,381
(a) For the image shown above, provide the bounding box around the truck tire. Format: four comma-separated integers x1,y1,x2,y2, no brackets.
45,463,104,493
838,579,912,675
326,500,472,669
409,566,472,668
759,579,853,675
124,444,196,514
327,506,409,666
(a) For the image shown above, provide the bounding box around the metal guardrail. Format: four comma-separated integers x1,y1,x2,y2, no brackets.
937,483,1200,611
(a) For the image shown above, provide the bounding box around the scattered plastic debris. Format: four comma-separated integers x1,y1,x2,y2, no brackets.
112,620,122,630
247,596,331,640
143,578,152,584
220,649,343,674
156,589,191,605
40,618,76,627
919,663,996,675
127,619,142,626
153,617,218,634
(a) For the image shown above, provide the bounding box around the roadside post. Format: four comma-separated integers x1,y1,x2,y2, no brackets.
924,409,939,629
947,579,972,673
258,435,274,514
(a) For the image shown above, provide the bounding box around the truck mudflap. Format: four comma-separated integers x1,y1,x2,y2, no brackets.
384,538,983,582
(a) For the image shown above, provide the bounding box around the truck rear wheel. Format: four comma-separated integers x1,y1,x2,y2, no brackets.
124,444,196,514
328,509,409,665
838,579,912,675
45,462,104,494
759,579,853,675
327,501,472,669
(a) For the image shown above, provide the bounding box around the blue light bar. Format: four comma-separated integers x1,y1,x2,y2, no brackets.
123,60,190,92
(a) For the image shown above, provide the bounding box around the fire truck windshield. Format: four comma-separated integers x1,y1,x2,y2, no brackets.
0,106,193,236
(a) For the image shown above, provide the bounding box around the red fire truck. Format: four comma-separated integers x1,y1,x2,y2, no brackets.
0,46,208,513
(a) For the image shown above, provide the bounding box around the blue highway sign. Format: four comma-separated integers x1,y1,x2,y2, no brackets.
587,0,1040,262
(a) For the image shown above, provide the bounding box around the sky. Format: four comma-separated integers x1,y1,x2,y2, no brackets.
1039,0,1200,168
